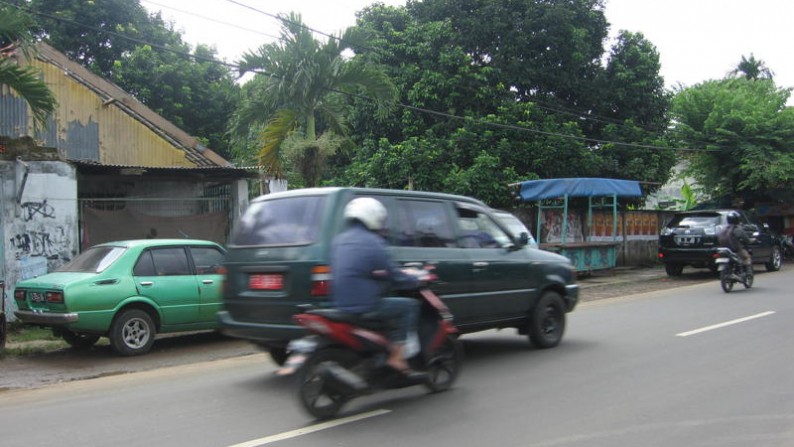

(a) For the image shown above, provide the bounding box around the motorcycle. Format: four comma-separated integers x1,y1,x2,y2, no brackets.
714,247,753,293
278,270,463,420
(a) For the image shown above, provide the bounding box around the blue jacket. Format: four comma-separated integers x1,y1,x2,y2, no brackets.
330,222,420,313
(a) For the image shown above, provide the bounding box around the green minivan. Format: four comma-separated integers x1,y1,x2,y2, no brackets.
218,187,579,365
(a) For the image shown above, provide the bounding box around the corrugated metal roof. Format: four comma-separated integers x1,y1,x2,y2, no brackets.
30,44,232,168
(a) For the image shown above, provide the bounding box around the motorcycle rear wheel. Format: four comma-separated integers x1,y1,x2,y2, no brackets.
720,269,734,293
743,267,754,289
424,336,463,393
296,348,359,420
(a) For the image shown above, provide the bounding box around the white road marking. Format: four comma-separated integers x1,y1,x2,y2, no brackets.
676,311,776,337
226,409,391,447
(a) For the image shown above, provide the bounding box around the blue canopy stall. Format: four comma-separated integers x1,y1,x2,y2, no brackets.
517,178,643,273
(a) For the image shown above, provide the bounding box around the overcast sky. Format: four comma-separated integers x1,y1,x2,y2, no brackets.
141,0,794,96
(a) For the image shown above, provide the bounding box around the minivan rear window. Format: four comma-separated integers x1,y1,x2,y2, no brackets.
231,196,327,246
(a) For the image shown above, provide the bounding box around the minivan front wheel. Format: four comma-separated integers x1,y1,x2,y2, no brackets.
528,292,566,349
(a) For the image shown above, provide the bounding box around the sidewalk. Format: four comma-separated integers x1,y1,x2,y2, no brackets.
577,265,667,289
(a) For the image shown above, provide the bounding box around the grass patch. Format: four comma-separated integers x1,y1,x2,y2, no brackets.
7,322,59,343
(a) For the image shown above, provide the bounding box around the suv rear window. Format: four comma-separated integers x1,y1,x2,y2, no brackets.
232,196,327,246
667,213,721,228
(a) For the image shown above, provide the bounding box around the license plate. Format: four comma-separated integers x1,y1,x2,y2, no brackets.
675,236,698,246
30,292,46,303
715,258,729,263
248,273,284,291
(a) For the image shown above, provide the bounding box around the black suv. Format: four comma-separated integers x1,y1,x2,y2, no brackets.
658,209,783,276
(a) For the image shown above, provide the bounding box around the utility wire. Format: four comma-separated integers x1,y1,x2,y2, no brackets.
141,0,282,42
2,0,717,153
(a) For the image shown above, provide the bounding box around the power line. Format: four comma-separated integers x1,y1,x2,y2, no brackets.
141,0,282,42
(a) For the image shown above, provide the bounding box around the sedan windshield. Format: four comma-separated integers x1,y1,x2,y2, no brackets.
57,246,126,273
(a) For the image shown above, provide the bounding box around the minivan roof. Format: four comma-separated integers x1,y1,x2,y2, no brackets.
251,187,489,207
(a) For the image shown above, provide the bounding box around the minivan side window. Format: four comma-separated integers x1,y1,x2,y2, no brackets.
231,196,327,246
392,200,456,248
456,208,512,248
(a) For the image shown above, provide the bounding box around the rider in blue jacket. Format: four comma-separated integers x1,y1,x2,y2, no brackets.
330,197,424,374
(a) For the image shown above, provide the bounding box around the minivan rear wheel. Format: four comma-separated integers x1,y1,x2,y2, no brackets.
664,263,684,276
269,346,289,366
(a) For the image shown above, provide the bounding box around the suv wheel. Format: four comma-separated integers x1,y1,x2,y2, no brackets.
665,263,684,276
766,246,782,272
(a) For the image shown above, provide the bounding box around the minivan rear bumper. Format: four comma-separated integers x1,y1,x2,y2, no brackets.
217,310,305,346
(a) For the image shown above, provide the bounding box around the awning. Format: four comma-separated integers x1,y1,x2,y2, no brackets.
518,178,642,201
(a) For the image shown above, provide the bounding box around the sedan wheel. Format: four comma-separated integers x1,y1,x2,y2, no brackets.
61,330,100,350
110,309,156,356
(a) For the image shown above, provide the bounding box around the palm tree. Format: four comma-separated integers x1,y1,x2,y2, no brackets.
230,12,396,186
730,53,774,80
0,5,57,130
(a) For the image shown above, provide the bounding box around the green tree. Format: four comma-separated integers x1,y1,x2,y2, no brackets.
229,13,396,186
0,4,56,129
337,1,672,207
672,77,794,202
730,53,773,80
110,44,238,158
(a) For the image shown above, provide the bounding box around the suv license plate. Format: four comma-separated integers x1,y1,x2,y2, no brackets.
675,236,698,246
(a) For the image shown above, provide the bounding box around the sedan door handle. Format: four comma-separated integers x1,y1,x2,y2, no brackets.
202,280,214,284
139,281,153,286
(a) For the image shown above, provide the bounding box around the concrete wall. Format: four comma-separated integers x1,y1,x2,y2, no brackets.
1,160,79,321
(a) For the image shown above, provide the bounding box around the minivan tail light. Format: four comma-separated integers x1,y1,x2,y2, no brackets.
249,273,284,291
310,265,331,296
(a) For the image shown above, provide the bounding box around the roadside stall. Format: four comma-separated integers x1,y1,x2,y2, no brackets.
516,178,643,273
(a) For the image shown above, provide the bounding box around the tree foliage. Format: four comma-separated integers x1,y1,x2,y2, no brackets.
672,77,794,203
334,1,674,208
0,4,57,130
229,13,396,186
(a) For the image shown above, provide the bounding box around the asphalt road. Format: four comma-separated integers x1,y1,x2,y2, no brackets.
1,266,792,446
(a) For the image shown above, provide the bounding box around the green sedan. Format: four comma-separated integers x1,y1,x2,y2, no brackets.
13,239,226,356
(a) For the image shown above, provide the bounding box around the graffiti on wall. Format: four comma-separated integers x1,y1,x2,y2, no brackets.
10,225,71,260
20,199,56,221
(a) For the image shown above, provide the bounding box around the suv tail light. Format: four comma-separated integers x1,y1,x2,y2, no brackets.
310,265,331,296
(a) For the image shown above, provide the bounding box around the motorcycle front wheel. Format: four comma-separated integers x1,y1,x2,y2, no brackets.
720,269,734,293
424,336,463,393
295,348,359,420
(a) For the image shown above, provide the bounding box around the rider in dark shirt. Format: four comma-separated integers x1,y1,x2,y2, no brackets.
721,212,752,271
330,197,425,374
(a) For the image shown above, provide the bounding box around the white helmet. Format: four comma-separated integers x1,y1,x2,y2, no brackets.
344,197,387,230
